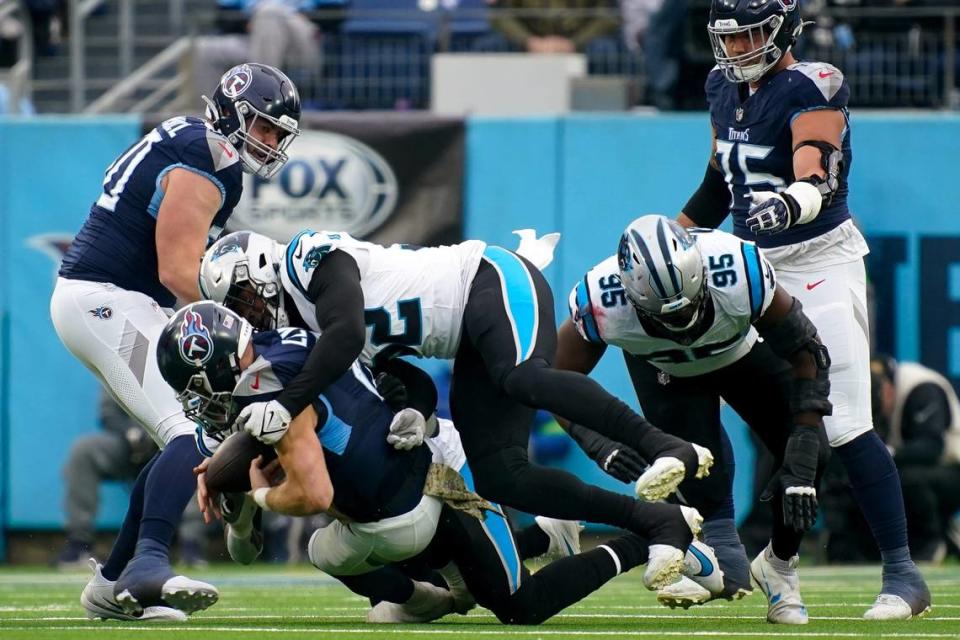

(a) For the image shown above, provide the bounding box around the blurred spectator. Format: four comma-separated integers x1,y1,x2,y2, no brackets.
489,0,620,54
24,0,62,56
821,356,960,564
641,0,685,109
0,1,23,67
55,392,209,569
618,0,662,52
191,1,330,107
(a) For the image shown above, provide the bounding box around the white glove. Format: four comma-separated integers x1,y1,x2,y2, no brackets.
387,408,426,450
237,400,292,446
513,228,561,270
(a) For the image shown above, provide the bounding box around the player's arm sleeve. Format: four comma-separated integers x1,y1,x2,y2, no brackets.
681,159,731,229
274,250,366,417
894,384,948,465
789,65,850,122
739,242,777,322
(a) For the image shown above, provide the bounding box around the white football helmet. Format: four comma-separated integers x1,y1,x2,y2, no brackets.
199,231,288,331
617,215,708,333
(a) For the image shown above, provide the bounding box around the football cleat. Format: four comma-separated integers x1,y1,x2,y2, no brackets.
636,444,713,501
438,563,477,615
534,516,583,559
750,544,808,625
864,594,931,621
864,567,931,620
657,540,725,608
81,559,186,622
644,506,703,590
367,580,454,623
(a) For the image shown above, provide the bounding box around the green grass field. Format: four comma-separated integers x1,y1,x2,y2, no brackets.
1,563,958,640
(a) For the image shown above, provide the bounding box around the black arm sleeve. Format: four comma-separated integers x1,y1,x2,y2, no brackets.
894,384,948,466
682,159,731,228
275,250,367,416
374,358,439,420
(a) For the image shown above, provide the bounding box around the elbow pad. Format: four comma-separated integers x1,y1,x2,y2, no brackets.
759,298,833,416
682,160,731,228
789,140,843,225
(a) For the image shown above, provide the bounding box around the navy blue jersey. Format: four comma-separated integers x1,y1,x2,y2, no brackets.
706,62,852,249
60,116,244,307
235,328,431,523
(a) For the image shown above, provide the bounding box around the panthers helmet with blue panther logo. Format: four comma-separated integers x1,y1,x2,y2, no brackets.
199,231,287,331
708,0,805,83
617,215,709,334
157,301,253,438
202,62,302,179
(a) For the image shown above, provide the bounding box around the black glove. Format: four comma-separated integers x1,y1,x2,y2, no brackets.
567,422,646,483
375,371,407,412
761,425,821,532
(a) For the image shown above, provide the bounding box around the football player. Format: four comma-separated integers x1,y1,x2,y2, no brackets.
676,0,929,620
50,63,301,620
196,229,712,588
156,301,723,624
556,215,831,624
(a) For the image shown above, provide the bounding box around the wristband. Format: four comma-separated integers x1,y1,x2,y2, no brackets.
251,487,271,511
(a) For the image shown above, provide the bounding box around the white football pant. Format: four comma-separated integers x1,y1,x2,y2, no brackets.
50,278,197,448
762,221,873,447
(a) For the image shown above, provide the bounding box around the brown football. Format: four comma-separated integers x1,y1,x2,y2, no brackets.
204,431,277,493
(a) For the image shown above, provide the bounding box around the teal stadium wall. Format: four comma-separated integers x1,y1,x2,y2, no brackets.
1,113,959,549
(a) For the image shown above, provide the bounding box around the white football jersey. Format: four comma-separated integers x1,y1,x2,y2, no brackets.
279,230,487,364
568,229,777,377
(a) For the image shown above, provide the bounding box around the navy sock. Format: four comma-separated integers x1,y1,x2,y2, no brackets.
101,451,159,581
835,431,910,558
139,435,203,554
339,567,415,605
710,427,736,521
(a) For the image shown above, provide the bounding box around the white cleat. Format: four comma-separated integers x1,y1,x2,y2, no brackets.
367,580,454,623
750,544,808,625
438,563,476,615
644,506,703,590
635,444,714,502
534,516,583,559
80,559,186,622
864,594,931,621
657,540,725,609
159,576,220,614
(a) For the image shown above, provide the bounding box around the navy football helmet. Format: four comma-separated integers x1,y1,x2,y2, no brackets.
157,301,254,439
203,62,301,179
708,0,805,83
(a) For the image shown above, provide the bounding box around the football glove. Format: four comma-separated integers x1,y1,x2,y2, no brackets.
386,407,426,450
375,371,408,412
746,190,801,235
237,399,292,446
568,422,646,483
761,425,820,532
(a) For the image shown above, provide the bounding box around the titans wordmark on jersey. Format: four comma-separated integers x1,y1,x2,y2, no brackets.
60,116,243,307
569,229,776,377
279,230,488,364
706,61,853,249
197,328,431,523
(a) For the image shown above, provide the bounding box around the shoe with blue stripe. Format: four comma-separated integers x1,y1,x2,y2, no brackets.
534,516,583,559
657,540,725,608
750,544,808,625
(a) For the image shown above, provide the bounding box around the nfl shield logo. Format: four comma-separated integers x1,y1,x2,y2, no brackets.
657,371,671,386
735,107,744,122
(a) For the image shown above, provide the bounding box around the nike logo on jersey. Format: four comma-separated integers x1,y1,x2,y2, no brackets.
218,141,235,159
818,71,835,78
251,372,261,390
806,279,827,291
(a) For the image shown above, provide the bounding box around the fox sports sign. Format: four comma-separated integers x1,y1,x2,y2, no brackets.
230,130,399,241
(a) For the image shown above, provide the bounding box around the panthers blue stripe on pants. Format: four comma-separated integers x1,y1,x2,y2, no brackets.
481,246,540,368
459,460,523,594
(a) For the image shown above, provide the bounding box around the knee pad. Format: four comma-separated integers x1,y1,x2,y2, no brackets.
495,584,547,625
501,357,551,400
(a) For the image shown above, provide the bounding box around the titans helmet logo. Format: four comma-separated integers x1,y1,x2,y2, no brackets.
778,0,798,11
179,309,214,365
221,64,253,99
